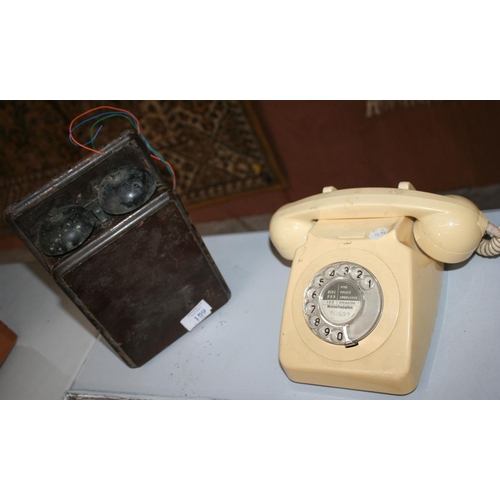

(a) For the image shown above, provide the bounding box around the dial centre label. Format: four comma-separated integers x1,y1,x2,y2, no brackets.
320,282,362,323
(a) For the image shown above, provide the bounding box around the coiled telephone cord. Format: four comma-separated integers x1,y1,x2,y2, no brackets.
476,222,500,257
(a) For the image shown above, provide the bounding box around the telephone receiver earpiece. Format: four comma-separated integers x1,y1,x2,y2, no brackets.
38,166,156,256
270,183,489,264
98,165,156,215
412,198,487,263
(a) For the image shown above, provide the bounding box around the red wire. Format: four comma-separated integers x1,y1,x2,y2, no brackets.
152,154,177,189
68,105,141,155
69,105,176,190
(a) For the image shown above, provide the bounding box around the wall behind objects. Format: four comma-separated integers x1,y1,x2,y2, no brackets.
189,100,500,223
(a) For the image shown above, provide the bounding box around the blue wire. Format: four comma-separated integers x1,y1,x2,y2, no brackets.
69,111,139,146
69,110,175,186
82,125,103,146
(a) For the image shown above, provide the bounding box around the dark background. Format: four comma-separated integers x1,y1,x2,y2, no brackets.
189,100,500,223
2,100,500,234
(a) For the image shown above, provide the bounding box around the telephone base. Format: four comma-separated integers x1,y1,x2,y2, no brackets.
278,217,444,396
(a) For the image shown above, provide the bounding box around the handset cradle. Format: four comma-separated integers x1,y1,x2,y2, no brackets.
271,181,488,264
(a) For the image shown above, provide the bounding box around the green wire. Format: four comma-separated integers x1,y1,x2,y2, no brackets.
86,112,177,189
90,113,137,149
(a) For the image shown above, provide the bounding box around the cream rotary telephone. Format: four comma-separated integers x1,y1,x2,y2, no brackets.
270,182,500,395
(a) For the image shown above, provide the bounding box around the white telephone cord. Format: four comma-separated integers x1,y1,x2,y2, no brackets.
476,222,500,257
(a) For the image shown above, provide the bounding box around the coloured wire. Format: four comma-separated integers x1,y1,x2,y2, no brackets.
68,106,141,152
86,112,176,185
68,106,176,189
83,125,103,147
89,113,137,149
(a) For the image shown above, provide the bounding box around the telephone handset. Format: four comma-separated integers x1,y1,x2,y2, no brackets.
270,181,499,395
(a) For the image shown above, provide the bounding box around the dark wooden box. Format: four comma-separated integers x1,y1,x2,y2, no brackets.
3,131,231,367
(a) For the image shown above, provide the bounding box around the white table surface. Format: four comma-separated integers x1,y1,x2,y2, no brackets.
0,257,99,399
1,210,500,400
